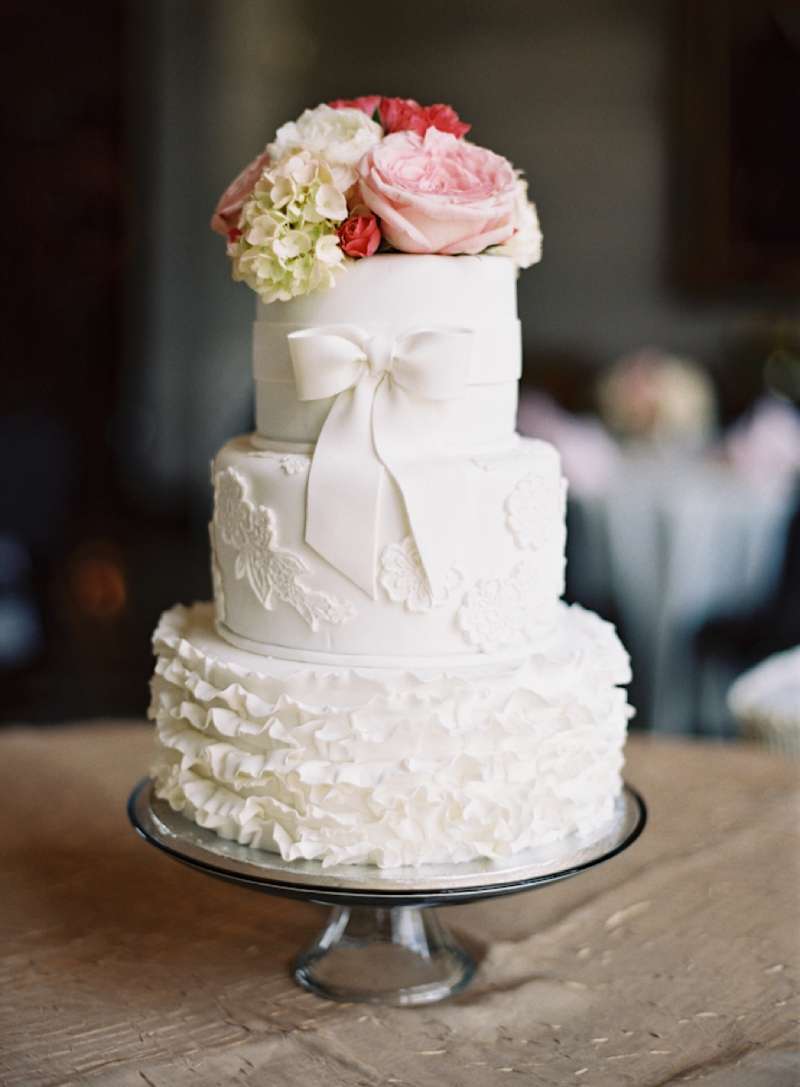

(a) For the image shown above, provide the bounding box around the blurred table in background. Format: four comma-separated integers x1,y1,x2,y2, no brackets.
730,646,800,758
1,721,798,1086
568,456,795,735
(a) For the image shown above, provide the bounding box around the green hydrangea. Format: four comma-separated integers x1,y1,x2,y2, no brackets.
229,150,348,303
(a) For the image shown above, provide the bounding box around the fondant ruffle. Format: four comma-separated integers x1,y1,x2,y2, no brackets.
149,602,631,868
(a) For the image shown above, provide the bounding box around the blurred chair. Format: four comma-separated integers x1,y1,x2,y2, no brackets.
567,459,794,734
695,494,800,737
0,534,43,670
0,413,75,714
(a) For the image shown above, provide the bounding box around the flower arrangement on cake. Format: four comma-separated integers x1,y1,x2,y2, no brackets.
211,96,542,303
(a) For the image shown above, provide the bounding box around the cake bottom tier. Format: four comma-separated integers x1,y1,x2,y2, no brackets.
150,602,632,869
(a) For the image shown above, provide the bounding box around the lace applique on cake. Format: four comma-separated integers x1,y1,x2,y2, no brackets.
458,560,546,651
279,454,309,475
471,439,521,472
471,455,500,472
214,468,354,631
379,537,462,613
243,448,310,474
209,524,226,623
505,473,566,550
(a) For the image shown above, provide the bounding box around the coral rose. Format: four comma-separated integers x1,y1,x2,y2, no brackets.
337,212,381,258
379,97,470,138
424,103,471,138
328,95,381,118
358,128,517,255
210,148,270,236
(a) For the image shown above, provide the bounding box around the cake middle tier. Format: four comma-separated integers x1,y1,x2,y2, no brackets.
212,433,567,663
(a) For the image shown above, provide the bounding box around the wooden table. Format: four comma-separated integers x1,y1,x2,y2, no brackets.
1,724,797,1086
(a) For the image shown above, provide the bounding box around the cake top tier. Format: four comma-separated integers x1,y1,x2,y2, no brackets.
211,96,541,306
256,253,518,329
252,254,522,445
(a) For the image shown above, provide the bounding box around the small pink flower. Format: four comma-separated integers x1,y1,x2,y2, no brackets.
378,97,471,138
328,95,381,118
358,128,516,255
337,212,381,258
379,97,429,136
210,149,270,236
424,103,471,139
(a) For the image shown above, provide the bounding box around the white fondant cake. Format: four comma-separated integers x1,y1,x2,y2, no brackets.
151,115,632,868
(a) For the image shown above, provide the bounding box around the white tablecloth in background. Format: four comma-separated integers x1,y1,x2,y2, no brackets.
568,457,794,733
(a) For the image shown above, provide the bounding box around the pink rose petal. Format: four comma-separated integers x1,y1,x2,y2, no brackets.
358,129,517,255
210,149,271,237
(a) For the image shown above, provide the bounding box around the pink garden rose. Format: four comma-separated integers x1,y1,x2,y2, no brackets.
210,148,270,237
337,211,381,257
358,128,517,255
328,95,381,118
379,97,470,138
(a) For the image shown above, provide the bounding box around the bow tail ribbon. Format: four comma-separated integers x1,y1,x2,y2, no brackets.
290,326,474,599
305,372,385,598
373,381,475,597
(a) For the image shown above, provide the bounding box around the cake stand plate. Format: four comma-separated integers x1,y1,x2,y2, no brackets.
128,779,646,1006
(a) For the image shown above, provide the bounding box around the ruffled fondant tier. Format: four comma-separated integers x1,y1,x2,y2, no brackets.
150,603,632,868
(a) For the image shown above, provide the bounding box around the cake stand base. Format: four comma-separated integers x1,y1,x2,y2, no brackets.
128,780,646,1006
295,904,474,1005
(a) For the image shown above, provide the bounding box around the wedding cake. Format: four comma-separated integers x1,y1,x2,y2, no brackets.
149,96,633,868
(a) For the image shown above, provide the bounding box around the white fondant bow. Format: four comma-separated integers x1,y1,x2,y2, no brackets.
288,324,474,597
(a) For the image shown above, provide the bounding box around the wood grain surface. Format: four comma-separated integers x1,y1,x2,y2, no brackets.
0,724,797,1086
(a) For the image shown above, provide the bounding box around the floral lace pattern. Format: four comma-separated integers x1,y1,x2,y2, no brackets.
471,455,502,472
505,472,566,550
379,536,462,613
209,524,226,623
279,454,309,476
458,559,547,651
213,468,354,632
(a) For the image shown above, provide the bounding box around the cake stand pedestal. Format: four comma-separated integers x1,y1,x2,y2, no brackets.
128,780,646,1006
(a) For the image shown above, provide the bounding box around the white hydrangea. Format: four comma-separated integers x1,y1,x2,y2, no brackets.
488,177,542,268
268,104,383,191
229,150,348,304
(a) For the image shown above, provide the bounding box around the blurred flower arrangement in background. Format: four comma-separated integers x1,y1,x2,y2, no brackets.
596,349,716,452
520,323,800,499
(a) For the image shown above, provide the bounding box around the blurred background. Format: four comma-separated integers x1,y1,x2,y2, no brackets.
2,0,799,736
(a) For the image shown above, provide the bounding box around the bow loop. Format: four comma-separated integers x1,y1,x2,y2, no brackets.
391,328,472,400
286,324,475,597
288,326,367,401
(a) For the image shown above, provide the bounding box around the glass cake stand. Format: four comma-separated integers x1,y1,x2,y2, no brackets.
128,779,646,1006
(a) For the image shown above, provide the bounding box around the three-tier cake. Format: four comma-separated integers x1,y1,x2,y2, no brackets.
149,96,633,868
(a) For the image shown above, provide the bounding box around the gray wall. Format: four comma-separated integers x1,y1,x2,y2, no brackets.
123,0,788,508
